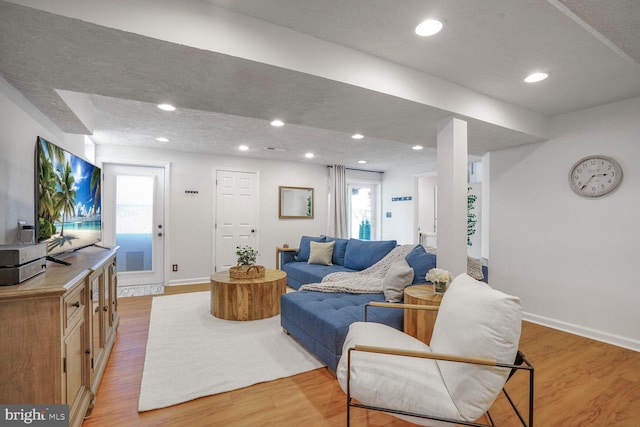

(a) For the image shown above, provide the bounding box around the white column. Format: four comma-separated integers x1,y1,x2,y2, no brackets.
436,117,468,277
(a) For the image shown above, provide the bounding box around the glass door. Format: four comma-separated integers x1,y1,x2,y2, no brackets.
103,164,165,286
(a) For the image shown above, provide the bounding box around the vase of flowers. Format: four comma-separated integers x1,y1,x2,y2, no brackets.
426,268,453,294
230,245,265,278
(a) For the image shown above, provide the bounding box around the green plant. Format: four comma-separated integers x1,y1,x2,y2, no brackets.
235,245,258,266
467,187,478,246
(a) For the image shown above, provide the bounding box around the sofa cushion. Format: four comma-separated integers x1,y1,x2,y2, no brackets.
383,259,414,302
343,239,397,271
308,241,335,265
404,244,437,284
282,261,356,287
297,235,326,262
325,237,349,266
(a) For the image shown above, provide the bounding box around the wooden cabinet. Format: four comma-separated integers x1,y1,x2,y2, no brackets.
0,246,119,427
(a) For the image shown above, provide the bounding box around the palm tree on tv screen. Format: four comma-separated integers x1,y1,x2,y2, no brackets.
55,161,77,237
90,167,101,216
37,141,65,239
38,154,57,221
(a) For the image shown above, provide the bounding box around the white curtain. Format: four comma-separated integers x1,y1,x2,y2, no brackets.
328,165,348,238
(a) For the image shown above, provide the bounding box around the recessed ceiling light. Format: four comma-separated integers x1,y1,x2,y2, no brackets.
524,72,549,83
304,152,315,159
156,137,169,142
352,133,364,140
358,160,367,164
415,19,444,37
157,103,176,111
238,145,249,151
270,119,284,127
412,145,424,150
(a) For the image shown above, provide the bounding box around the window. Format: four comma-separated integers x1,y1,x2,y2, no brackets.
347,182,380,240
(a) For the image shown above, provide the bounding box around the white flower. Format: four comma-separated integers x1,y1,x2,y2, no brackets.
426,268,452,283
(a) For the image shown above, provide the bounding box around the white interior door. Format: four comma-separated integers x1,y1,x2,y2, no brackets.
215,170,258,272
103,164,165,286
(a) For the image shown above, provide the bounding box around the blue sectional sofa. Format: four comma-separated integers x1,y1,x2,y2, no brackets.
279,235,490,373
279,236,444,372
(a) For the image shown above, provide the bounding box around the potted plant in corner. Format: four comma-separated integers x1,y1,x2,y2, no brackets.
230,245,265,279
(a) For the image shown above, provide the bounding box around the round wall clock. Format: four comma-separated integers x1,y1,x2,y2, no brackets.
569,155,623,197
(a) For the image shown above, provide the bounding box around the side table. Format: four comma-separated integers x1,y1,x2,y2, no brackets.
404,284,443,344
275,246,298,270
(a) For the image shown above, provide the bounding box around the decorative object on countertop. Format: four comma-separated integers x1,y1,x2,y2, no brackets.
426,267,453,294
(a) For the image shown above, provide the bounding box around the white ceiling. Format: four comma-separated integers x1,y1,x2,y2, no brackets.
1,0,639,171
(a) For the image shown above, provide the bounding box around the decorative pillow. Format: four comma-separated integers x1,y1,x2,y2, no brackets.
325,237,349,266
383,259,414,302
308,240,335,265
467,256,484,281
297,235,326,262
404,244,437,284
343,239,397,271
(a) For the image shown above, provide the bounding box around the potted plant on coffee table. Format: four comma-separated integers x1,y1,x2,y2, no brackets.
230,245,265,278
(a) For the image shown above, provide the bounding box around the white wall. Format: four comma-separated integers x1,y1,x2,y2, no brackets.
382,161,437,244
97,144,328,285
490,96,640,351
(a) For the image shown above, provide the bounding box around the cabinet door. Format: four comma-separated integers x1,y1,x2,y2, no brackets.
106,257,118,339
101,269,110,330
64,315,89,418
89,268,105,380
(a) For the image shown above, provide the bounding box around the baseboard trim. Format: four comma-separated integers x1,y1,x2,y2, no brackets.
524,312,640,352
167,277,210,286
163,283,210,295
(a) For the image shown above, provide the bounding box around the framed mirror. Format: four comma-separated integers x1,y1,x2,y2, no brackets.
279,186,314,219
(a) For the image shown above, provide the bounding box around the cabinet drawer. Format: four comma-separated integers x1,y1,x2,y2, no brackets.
63,284,85,330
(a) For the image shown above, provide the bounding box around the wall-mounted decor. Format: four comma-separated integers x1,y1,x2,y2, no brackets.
279,186,314,219
569,155,623,197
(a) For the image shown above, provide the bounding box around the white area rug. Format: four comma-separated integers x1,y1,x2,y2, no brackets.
138,291,324,412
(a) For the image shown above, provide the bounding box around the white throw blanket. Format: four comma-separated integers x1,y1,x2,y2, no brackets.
299,244,414,294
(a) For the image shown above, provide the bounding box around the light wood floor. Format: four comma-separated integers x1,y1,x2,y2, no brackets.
83,287,640,426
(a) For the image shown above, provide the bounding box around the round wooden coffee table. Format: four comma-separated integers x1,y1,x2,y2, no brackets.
210,269,287,321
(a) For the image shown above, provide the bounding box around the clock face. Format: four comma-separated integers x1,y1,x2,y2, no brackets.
569,155,622,197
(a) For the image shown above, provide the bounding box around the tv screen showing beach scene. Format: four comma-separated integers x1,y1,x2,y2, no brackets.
36,136,102,257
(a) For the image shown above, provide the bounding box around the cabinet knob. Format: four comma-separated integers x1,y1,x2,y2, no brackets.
103,305,109,312
85,348,91,355
72,301,81,308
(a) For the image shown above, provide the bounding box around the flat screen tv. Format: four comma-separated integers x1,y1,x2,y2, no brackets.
35,136,102,263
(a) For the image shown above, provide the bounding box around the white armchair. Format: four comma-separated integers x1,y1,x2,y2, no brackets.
336,273,534,426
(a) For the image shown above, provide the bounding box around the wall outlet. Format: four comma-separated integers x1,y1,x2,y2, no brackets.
172,264,178,272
